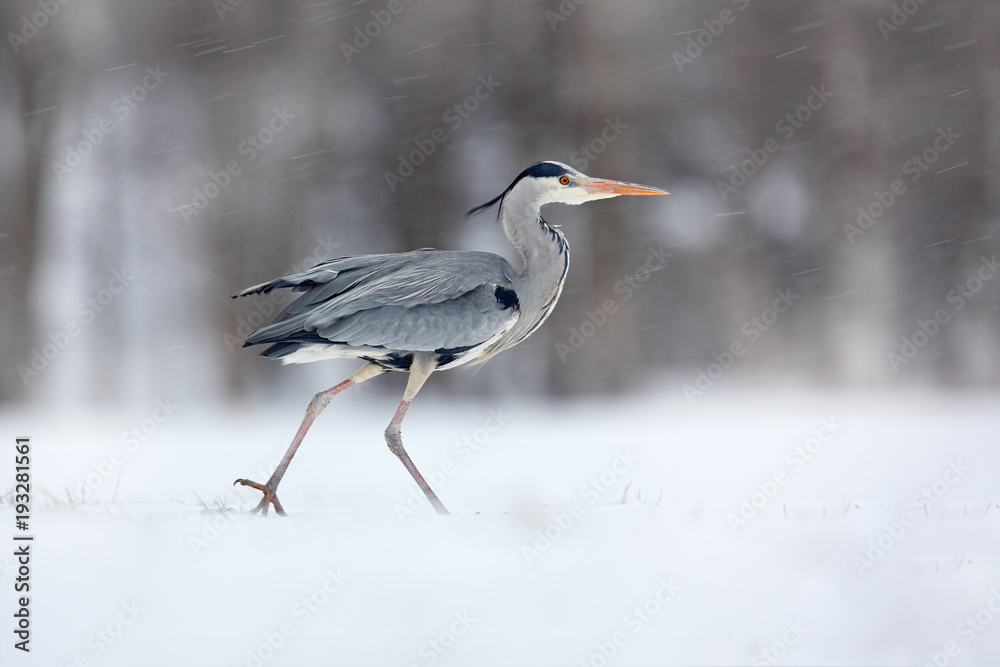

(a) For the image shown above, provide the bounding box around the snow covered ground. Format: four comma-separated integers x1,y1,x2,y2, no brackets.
2,386,998,666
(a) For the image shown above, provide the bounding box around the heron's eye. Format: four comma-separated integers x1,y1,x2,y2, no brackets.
559,176,570,185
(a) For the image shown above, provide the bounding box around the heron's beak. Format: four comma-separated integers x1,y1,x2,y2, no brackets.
579,178,671,196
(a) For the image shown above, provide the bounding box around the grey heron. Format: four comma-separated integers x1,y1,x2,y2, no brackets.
233,161,669,516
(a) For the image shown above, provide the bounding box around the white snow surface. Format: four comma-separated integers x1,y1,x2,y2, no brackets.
2,387,999,666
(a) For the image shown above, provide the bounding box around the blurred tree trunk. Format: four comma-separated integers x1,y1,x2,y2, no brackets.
0,3,59,401
553,2,639,394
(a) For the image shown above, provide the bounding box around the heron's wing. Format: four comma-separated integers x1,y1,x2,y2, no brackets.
238,249,521,352
315,283,518,351
233,251,433,299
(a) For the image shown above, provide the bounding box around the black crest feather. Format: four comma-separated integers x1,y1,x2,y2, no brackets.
466,162,572,219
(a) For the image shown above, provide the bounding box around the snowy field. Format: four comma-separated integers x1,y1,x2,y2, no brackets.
2,386,999,666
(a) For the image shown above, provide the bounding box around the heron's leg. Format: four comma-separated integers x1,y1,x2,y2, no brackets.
235,361,385,516
385,354,449,515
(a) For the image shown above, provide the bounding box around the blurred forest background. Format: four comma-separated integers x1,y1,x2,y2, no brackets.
2,0,998,406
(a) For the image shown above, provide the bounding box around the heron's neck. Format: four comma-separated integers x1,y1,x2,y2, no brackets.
499,193,568,278
488,185,570,352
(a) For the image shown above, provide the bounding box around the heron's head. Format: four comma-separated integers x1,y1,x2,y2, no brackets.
467,161,670,218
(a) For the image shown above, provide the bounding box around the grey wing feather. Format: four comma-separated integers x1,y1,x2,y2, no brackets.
237,249,520,352
233,252,425,299
317,284,516,351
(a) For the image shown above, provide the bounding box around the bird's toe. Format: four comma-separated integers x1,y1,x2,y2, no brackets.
235,478,286,517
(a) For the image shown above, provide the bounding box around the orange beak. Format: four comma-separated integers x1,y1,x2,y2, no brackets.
579,177,671,196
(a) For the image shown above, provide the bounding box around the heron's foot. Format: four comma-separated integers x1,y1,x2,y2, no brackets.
233,478,287,517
